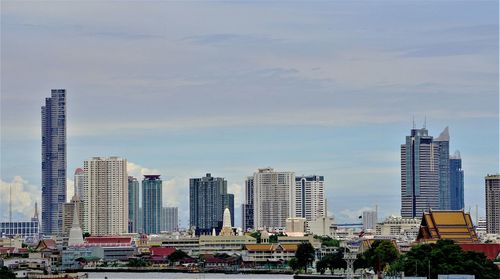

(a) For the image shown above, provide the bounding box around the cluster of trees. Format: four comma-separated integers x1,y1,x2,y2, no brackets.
314,239,499,279
127,249,190,267
289,243,316,273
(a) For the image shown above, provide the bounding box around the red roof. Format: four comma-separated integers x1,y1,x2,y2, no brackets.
459,243,500,260
0,247,15,254
85,236,132,246
150,247,176,257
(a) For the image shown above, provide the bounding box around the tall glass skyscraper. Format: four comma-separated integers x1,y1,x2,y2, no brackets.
128,176,140,233
242,176,254,231
41,89,67,235
189,173,228,232
142,175,162,234
449,151,464,210
435,127,450,210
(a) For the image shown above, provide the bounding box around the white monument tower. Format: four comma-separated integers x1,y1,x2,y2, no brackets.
219,207,234,236
68,198,84,246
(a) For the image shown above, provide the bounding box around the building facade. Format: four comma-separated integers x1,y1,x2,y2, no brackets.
189,173,228,232
61,195,84,237
401,127,439,218
142,175,162,234
41,89,67,235
242,176,254,231
225,193,234,227
362,210,377,230
293,175,325,222
435,127,450,210
84,157,128,235
449,151,464,210
485,174,500,234
128,176,140,233
253,168,295,230
161,207,179,232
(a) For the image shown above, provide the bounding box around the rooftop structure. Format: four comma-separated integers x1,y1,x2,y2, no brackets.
416,210,478,243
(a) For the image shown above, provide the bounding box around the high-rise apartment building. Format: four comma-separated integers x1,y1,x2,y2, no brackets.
41,89,67,235
253,168,295,230
401,127,439,218
84,157,128,235
142,175,162,234
74,168,85,201
435,127,450,210
242,177,254,231
189,173,229,231
128,176,140,233
294,175,325,222
362,210,377,230
485,174,500,234
449,151,464,210
161,207,179,232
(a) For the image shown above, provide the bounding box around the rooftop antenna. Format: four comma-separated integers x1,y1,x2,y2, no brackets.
9,184,12,222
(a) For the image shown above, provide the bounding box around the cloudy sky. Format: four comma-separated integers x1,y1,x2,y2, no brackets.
1,1,498,227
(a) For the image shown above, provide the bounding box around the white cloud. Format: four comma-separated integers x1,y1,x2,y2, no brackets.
338,207,374,223
127,161,160,178
228,183,244,208
0,176,39,221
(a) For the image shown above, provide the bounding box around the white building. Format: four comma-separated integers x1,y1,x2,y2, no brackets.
485,174,500,234
375,216,420,238
308,216,335,237
253,168,295,230
84,157,128,235
362,210,377,230
293,175,325,222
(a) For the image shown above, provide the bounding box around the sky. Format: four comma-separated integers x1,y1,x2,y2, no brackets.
1,1,498,227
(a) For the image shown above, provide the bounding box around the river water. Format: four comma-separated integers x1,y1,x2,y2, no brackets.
84,272,294,279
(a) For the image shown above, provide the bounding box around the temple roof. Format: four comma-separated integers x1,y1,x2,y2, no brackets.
416,210,478,243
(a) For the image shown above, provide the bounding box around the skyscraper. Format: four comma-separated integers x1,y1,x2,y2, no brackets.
294,175,325,222
449,151,464,210
74,168,85,201
41,89,67,235
84,157,128,235
435,127,450,210
142,175,162,234
401,127,439,218
485,174,500,234
128,176,140,233
253,168,295,230
242,176,254,231
362,210,377,230
189,173,228,232
226,193,234,227
161,207,179,232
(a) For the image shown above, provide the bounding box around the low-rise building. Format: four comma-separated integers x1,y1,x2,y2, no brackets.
199,235,256,254
375,216,420,237
242,244,298,265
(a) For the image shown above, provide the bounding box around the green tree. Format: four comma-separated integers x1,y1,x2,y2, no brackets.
295,242,315,273
316,257,328,274
127,258,147,267
0,267,16,279
315,236,340,247
168,249,189,263
250,232,261,243
289,257,300,273
363,240,399,279
269,232,286,243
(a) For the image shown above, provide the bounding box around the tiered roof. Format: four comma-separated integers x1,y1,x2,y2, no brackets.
416,210,478,243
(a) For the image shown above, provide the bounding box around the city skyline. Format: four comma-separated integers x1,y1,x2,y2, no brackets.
1,1,498,227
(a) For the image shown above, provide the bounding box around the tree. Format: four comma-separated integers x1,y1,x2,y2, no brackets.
168,249,189,263
289,257,300,273
391,240,499,279
315,235,340,247
316,257,328,274
127,258,147,267
363,240,399,279
250,232,261,243
295,242,315,273
0,267,16,279
269,232,285,243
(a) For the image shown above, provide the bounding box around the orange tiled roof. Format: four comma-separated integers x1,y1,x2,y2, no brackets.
244,244,273,251
280,244,298,252
416,210,478,244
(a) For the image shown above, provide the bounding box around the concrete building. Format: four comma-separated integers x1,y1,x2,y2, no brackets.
84,157,128,235
61,195,84,237
189,173,229,232
401,127,439,218
161,207,179,232
485,174,500,234
41,89,67,235
128,176,140,233
308,216,335,236
293,175,325,222
242,176,254,231
198,235,256,254
449,151,464,210
375,216,420,237
142,175,162,234
285,217,306,236
362,210,377,230
74,168,85,204
253,168,295,230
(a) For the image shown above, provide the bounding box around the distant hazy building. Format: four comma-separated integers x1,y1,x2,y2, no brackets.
142,175,162,234
41,89,67,235
375,216,420,237
190,173,229,232
435,127,450,210
285,217,306,236
362,210,377,230
485,174,500,234
84,157,128,235
242,176,254,231
74,168,85,201
161,207,179,232
128,176,140,233
294,175,325,222
401,127,440,218
253,168,295,230
449,151,464,210
61,195,84,237
225,194,234,227
1,204,40,241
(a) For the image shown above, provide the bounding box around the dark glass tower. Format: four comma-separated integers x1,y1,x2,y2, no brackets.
435,127,450,210
449,151,464,210
142,175,162,234
189,173,229,233
41,89,67,235
242,176,254,231
128,176,140,233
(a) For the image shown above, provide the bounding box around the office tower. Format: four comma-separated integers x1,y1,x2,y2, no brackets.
74,168,85,201
401,127,439,218
242,177,254,231
41,89,67,235
161,207,179,232
449,151,464,210
84,157,128,235
138,207,143,233
128,176,140,233
142,175,162,234
189,173,228,231
362,210,377,230
294,175,325,222
226,193,235,227
253,168,295,230
435,127,450,210
485,174,500,234
61,195,84,236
